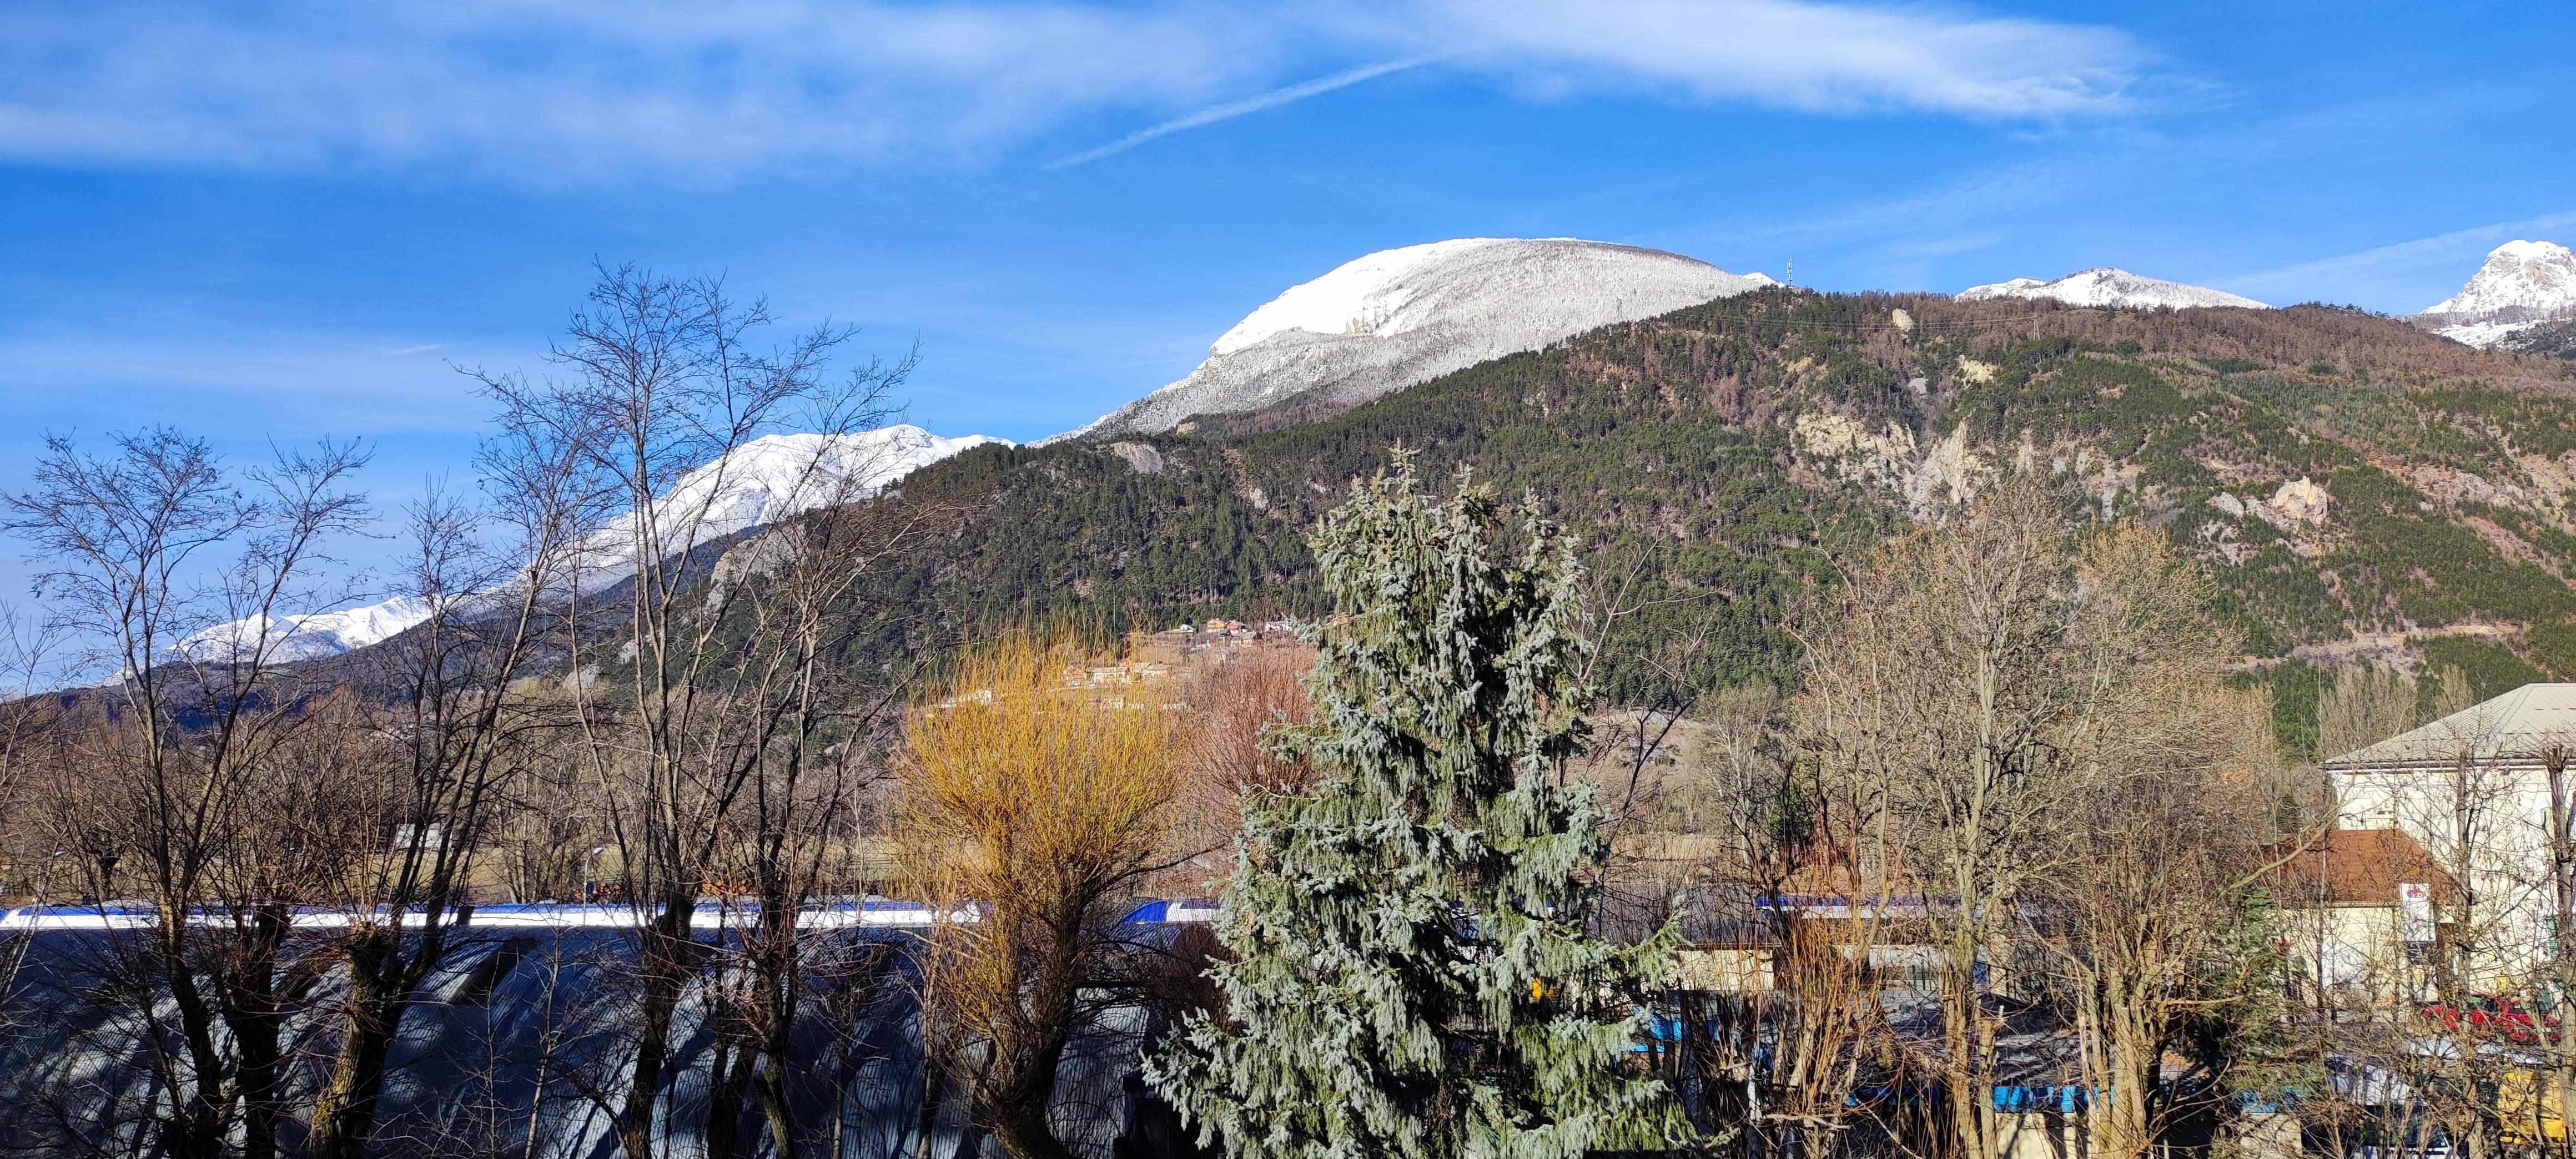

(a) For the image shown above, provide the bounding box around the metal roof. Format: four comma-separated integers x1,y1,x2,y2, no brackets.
2323,682,2576,769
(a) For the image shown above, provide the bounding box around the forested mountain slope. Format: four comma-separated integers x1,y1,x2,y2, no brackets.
882,288,2576,707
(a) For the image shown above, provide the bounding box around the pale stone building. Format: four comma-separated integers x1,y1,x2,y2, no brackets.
2325,682,2576,984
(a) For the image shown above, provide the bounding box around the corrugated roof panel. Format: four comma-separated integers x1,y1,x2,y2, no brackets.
2324,682,2576,768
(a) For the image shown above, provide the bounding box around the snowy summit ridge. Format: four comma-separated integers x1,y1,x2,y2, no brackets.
2417,240,2576,348
605,426,1007,557
1048,238,1775,442
182,597,441,666
180,424,1005,664
1954,268,2270,311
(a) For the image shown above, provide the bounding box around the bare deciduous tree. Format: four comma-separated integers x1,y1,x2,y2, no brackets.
2319,663,2426,766
1797,479,2092,1159
3,429,368,1159
1676,683,1891,1157
476,262,923,1157
695,485,951,1159
303,475,587,1159
2030,524,2288,1159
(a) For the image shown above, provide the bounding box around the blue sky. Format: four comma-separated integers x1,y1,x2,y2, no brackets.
0,1,2569,592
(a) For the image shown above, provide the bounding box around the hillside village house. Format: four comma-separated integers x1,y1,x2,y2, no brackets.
2263,827,2453,1002
2323,683,2576,986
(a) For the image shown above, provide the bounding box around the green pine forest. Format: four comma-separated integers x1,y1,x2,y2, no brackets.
869,287,2576,724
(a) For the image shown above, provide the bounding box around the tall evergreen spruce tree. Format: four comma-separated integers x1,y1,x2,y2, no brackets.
1150,457,1685,1159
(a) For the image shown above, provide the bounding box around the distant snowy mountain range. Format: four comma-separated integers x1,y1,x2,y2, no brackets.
184,597,442,666
1043,238,1775,443
1942,244,2576,350
182,425,1007,663
602,427,1008,566
1954,267,2271,311
193,235,2576,667
2414,239,2576,347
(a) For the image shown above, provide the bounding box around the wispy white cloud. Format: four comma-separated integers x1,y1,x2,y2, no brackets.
0,1,2149,184
1644,155,2098,257
1878,233,2006,259
0,2,1262,182
1045,57,1430,170
1410,0,2140,118
0,332,507,434
2218,210,2576,300
1844,232,2006,293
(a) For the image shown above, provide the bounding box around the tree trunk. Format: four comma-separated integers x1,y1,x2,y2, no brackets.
914,1053,950,1159
1946,862,1995,1159
1946,954,1982,1159
157,924,230,1159
308,922,424,1159
2097,976,2158,1159
2544,746,2576,1157
757,945,802,1159
706,1029,752,1159
759,1057,801,1159
1976,1016,1999,1159
983,1016,1076,1159
620,899,698,1159
232,994,283,1159
988,1091,1074,1159
218,901,292,1159
983,917,1079,1159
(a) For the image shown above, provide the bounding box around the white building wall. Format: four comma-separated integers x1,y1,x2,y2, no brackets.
2332,760,2560,982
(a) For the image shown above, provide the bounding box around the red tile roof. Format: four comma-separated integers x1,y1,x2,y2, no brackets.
2262,828,2455,906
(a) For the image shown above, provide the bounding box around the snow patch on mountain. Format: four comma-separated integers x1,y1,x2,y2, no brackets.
1209,239,1506,356
598,427,1007,562
180,425,1004,664
1955,268,2270,310
2417,240,2576,347
179,597,440,665
1047,238,1775,442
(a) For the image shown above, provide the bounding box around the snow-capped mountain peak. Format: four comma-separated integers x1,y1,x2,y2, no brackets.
1959,276,2049,298
2416,240,2576,347
177,597,440,666
1955,267,2270,311
2426,240,2576,316
1046,238,1776,442
620,426,1006,552
178,424,1004,664
1208,239,1489,356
